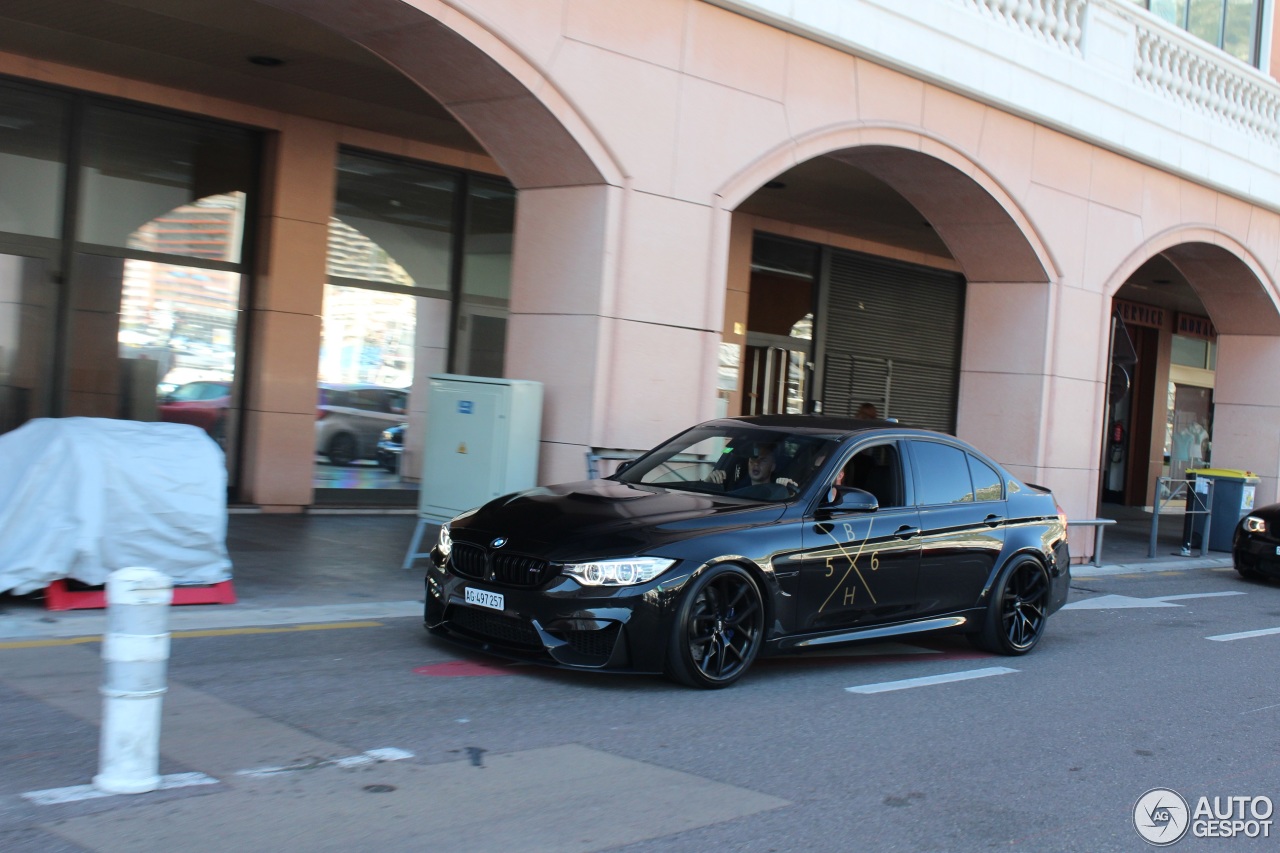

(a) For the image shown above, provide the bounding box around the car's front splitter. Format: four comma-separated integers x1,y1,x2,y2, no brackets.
424,569,684,674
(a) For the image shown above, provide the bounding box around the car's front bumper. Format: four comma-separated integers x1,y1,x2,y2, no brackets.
424,561,692,673
1233,529,1280,579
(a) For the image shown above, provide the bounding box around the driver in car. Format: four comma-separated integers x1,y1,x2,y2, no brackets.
706,442,795,499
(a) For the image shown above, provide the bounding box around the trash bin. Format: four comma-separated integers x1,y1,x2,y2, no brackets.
1182,468,1260,552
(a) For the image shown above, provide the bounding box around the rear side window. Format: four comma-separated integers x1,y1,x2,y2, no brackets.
968,455,1003,502
910,440,973,505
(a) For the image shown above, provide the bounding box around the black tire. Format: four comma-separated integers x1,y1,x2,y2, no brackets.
327,433,358,466
970,558,1051,655
666,564,764,689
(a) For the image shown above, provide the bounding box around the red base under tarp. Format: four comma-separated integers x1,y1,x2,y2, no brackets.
43,579,237,611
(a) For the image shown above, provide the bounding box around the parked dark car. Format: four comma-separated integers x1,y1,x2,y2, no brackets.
377,423,406,473
1233,502,1280,580
425,415,1071,688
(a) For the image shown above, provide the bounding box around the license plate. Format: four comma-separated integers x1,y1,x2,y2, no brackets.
464,587,504,611
1275,546,1280,556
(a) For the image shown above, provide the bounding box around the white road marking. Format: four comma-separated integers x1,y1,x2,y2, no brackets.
235,747,414,777
845,666,1018,694
22,772,219,805
1207,626,1280,642
1063,591,1246,610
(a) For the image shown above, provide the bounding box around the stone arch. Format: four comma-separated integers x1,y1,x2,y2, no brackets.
715,126,1057,285
1102,228,1280,507
259,0,623,190
1106,228,1280,336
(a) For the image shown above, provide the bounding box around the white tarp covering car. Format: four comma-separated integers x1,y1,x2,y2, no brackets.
0,417,231,595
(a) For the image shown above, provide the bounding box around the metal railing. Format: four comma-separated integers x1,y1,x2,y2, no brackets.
1151,476,1213,558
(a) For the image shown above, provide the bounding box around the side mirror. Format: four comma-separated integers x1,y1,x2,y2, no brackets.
615,459,636,475
823,486,878,513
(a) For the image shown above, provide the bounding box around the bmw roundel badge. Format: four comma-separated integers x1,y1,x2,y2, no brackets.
491,537,508,549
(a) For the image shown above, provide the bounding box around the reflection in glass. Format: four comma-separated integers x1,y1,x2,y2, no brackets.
113,257,241,447
319,284,417,388
0,83,67,239
1187,0,1224,48
332,150,456,294
456,178,515,378
0,253,56,434
78,105,255,260
1222,0,1258,62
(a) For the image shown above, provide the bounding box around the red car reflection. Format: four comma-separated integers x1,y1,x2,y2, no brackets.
158,380,231,440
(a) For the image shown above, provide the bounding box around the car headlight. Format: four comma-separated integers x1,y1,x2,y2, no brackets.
437,523,452,559
1243,515,1267,535
381,429,393,441
562,557,675,586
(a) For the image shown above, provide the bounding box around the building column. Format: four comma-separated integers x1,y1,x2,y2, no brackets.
1209,334,1280,505
504,184,728,485
957,280,1108,527
239,118,337,510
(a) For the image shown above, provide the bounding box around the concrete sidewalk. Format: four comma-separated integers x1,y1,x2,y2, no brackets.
0,513,429,641
0,507,1241,641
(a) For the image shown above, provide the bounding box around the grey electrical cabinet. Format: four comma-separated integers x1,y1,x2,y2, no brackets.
417,374,543,525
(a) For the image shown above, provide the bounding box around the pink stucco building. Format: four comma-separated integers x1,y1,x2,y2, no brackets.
1,1,1278,561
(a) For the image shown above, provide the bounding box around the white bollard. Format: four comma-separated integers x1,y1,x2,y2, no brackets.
92,567,173,795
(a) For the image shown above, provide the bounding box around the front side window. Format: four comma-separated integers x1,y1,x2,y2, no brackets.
616,424,839,502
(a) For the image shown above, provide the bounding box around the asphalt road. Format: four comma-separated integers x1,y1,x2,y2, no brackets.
3,565,1279,852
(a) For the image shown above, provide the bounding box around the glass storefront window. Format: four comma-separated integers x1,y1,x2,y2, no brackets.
0,82,66,240
78,105,255,261
318,150,516,497
457,178,515,377
331,150,457,296
318,284,418,388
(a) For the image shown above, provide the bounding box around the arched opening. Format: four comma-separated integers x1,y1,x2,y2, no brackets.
724,140,1051,473
0,0,620,503
1102,239,1280,533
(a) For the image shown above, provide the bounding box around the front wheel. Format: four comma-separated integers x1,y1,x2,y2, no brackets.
970,558,1051,655
666,564,764,689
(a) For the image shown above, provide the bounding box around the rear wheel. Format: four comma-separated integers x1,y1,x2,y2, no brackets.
970,558,1051,655
666,564,764,689
327,433,358,466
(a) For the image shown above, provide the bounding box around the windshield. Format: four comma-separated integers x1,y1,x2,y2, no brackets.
614,424,841,502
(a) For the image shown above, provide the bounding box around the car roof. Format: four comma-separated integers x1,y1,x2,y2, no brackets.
716,413,925,435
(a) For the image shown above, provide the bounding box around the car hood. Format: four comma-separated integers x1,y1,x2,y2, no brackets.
451,479,787,561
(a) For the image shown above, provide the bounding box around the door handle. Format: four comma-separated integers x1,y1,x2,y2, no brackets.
983,514,1004,528
894,525,919,539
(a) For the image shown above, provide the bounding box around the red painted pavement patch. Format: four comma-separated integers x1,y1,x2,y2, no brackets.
414,660,523,677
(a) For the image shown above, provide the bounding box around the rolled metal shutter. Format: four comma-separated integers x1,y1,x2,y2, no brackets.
820,249,964,431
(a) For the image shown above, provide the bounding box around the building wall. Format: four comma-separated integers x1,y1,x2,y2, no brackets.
2,1,1279,546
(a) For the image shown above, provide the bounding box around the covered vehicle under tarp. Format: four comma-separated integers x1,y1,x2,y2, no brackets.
0,417,231,595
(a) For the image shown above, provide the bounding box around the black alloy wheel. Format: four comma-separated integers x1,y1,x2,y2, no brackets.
972,558,1050,655
327,433,358,466
667,564,764,689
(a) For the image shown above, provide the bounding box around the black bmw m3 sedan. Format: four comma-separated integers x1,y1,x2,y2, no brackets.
426,415,1071,688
